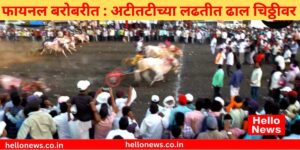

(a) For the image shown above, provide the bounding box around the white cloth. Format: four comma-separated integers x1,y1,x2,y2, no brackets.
286,70,297,89
226,52,234,66
230,85,240,97
53,113,72,139
275,55,285,70
196,32,202,40
106,129,135,139
250,68,263,87
115,88,137,117
140,114,163,139
284,50,292,63
238,41,248,53
270,71,283,90
221,32,228,39
69,120,91,139
210,38,217,47
240,33,245,40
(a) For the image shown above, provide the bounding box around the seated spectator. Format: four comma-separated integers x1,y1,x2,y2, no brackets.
173,112,194,139
185,93,195,110
197,115,228,139
168,95,192,129
229,96,247,129
222,114,245,139
185,99,205,135
283,120,300,139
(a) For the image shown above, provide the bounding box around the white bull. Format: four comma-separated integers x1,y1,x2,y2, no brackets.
57,36,77,52
134,57,180,86
144,45,183,58
74,34,90,43
40,39,68,57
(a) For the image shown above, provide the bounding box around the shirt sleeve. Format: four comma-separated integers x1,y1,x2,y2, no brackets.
5,112,18,124
49,115,57,134
106,131,113,139
139,119,147,137
17,120,30,139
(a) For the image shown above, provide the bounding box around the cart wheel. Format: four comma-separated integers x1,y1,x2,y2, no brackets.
105,73,122,88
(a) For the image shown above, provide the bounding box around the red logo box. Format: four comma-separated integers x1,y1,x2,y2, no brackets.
248,115,285,135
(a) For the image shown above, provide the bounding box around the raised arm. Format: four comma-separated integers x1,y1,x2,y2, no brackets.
109,88,119,113
125,86,133,106
90,100,101,123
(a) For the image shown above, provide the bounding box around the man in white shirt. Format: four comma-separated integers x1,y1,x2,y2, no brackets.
109,28,115,41
284,46,292,63
238,39,249,64
210,36,217,55
270,66,283,102
221,31,228,41
175,29,182,43
250,63,263,100
106,117,135,139
140,104,163,139
196,31,203,44
226,47,234,76
145,95,163,117
53,97,71,139
275,52,285,71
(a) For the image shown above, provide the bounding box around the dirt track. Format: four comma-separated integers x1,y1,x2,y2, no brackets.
0,41,276,123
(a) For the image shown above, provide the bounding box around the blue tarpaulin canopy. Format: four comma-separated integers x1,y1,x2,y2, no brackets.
29,21,44,26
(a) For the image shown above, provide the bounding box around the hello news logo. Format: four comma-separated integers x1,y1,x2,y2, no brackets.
248,115,285,135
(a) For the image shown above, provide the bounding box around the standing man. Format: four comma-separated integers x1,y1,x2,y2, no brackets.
17,100,56,139
269,66,283,102
290,40,299,61
215,48,226,65
226,47,234,77
139,104,163,139
210,35,217,55
71,80,95,139
212,65,225,97
229,63,244,99
250,63,263,100
275,52,286,71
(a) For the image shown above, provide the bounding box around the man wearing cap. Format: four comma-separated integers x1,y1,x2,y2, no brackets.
185,93,195,110
197,115,228,139
70,80,94,139
145,95,163,117
160,96,175,129
140,104,163,139
168,95,192,129
53,96,72,139
286,91,300,120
